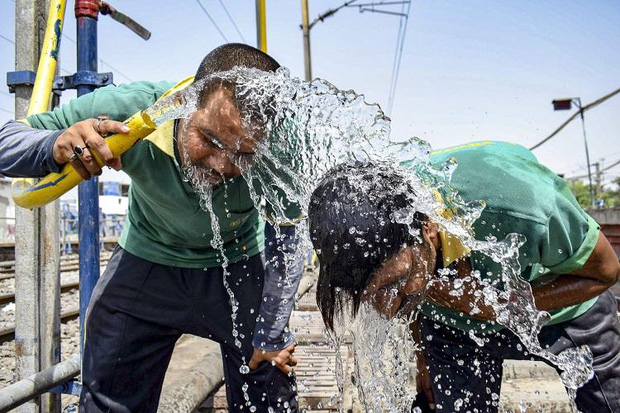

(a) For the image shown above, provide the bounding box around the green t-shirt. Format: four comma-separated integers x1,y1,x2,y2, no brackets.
27,81,300,268
419,141,600,332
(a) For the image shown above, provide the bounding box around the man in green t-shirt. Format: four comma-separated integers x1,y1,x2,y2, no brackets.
0,44,303,412
308,141,620,412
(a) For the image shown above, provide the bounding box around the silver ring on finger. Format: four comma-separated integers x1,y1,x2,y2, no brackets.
95,115,109,137
73,145,86,156
68,153,79,162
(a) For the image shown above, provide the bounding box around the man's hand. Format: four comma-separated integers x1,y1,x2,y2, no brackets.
248,343,297,375
52,118,128,180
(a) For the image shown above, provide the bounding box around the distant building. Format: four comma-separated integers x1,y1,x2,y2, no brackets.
99,181,129,238
0,177,130,243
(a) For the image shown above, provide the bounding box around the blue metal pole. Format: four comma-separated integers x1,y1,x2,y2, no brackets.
75,3,100,358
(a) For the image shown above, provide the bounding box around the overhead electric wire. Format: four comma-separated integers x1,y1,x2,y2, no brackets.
387,0,412,114
98,60,133,83
387,3,405,113
0,34,15,45
217,0,247,43
194,0,229,42
311,0,358,29
352,1,411,6
565,158,620,180
61,34,133,82
529,86,620,151
602,158,620,172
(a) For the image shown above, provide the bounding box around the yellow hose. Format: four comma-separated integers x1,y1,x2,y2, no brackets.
12,76,195,209
12,111,156,209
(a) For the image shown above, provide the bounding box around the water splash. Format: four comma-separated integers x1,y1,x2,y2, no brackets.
321,143,593,411
149,66,593,412
346,304,418,412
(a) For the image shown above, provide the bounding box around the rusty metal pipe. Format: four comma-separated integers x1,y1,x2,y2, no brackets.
156,349,224,413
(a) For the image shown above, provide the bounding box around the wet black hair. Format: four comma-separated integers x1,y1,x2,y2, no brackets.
195,43,280,81
308,162,426,330
195,43,280,108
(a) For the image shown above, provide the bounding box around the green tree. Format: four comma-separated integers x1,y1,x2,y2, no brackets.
567,177,620,209
602,177,620,207
566,179,592,209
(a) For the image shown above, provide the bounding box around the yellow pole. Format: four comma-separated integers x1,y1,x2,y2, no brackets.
256,0,267,52
13,0,67,198
301,0,312,81
27,0,67,115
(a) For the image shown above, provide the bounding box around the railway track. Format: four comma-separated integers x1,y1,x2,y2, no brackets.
0,307,80,343
0,251,113,343
0,251,113,277
0,280,80,306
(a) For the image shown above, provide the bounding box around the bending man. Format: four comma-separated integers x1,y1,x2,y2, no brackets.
0,44,303,413
308,141,620,412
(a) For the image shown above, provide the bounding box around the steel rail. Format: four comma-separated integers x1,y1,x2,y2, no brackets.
0,307,79,344
0,281,80,306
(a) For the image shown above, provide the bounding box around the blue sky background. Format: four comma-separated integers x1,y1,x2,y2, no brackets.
1,0,619,185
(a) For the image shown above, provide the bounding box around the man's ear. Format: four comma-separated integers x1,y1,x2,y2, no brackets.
422,221,440,250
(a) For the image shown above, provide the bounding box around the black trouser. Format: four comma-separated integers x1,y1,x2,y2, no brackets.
419,290,620,412
79,247,298,413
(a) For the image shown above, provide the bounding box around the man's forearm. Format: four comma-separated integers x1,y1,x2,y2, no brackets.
253,223,305,351
531,274,611,311
0,120,63,177
427,273,613,320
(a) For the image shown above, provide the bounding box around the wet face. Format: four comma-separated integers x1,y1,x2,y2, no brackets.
362,225,439,319
177,88,259,186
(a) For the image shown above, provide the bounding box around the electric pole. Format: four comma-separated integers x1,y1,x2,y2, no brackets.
13,1,62,412
300,1,409,83
301,0,312,81
256,0,267,52
594,161,601,206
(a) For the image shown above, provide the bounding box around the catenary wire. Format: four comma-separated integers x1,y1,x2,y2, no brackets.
602,158,620,172
565,158,620,180
62,34,133,82
217,0,247,43
387,4,405,113
0,33,15,45
529,87,620,151
194,0,229,42
387,0,412,114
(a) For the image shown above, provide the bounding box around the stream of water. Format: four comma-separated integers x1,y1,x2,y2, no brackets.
147,67,594,412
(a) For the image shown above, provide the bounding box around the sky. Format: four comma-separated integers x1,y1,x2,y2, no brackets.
1,0,619,187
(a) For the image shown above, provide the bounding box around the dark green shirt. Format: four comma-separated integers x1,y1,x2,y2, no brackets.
27,81,299,268
419,141,600,332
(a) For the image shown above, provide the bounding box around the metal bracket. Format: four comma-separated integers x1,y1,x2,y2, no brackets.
6,70,113,94
6,70,37,93
53,71,113,91
50,379,82,396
